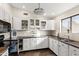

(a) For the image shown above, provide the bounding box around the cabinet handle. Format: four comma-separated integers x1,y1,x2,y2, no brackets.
74,50,76,51
74,54,77,55
59,45,60,47
62,44,64,46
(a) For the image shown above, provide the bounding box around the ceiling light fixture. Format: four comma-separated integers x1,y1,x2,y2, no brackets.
34,3,45,15
22,5,25,9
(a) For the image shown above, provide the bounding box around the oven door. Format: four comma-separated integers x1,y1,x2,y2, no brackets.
0,35,4,47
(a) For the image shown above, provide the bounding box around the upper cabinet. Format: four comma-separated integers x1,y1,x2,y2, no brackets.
22,20,28,30
40,20,55,30
29,19,40,30
40,20,47,30
46,20,55,30
72,15,79,33
12,17,55,30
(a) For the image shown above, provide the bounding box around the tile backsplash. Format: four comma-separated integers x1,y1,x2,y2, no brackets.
14,30,55,37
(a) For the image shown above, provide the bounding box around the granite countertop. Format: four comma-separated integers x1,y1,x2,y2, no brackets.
14,35,48,40
12,35,79,49
49,35,79,48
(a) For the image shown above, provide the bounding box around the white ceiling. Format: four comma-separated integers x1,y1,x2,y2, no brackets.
10,3,79,17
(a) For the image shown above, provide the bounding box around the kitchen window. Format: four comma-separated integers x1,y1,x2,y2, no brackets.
61,14,79,33
61,18,70,34
72,15,79,33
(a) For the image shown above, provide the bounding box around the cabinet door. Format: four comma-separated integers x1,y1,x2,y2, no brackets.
46,20,55,30
53,39,58,55
37,37,48,49
22,20,28,30
69,46,79,56
30,38,37,50
49,37,53,51
41,37,48,48
40,20,47,30
59,42,68,56
36,38,43,49
23,39,31,50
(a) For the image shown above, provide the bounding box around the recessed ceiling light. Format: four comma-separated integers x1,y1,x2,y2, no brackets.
43,13,47,16
22,5,25,9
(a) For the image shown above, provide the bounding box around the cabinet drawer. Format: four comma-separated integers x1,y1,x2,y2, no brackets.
69,46,79,56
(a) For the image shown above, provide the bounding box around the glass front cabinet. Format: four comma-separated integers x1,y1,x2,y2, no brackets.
21,19,48,30
22,20,28,30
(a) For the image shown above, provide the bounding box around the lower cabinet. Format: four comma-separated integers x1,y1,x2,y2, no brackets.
52,39,58,55
69,46,79,56
49,37,58,55
23,37,48,51
49,37,53,51
58,41,68,56
30,38,37,50
49,37,68,56
49,37,79,56
23,39,31,50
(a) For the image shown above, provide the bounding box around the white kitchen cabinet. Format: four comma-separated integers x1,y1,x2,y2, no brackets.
58,41,68,56
49,37,53,51
46,20,55,30
30,38,37,49
1,49,8,56
29,19,40,30
40,37,48,48
13,17,21,30
52,38,58,55
36,37,48,49
69,46,79,56
22,20,28,30
23,39,31,50
40,20,47,30
36,38,42,49
23,37,48,51
49,37,58,55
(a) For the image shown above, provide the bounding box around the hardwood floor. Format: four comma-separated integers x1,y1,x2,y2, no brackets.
19,48,56,56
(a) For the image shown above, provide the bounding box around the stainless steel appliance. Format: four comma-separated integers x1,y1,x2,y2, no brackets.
0,35,4,47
